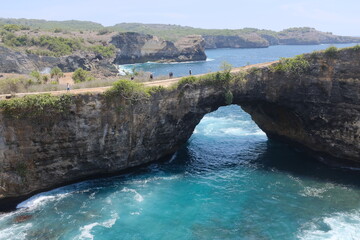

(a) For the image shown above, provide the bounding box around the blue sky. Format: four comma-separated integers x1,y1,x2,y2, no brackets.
1,0,359,36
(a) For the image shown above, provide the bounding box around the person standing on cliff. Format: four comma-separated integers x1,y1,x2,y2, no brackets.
189,69,192,75
66,83,70,92
169,72,173,78
150,73,153,80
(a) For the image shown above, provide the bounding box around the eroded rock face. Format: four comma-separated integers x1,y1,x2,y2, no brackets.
0,46,117,75
232,49,360,163
204,34,269,49
203,29,360,49
0,48,359,210
110,32,206,63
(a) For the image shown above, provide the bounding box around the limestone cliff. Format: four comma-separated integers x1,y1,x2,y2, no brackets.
0,46,118,76
203,28,360,49
0,32,206,75
204,34,269,49
110,33,206,64
0,46,359,210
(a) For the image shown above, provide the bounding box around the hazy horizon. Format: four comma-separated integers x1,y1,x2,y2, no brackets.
1,0,359,36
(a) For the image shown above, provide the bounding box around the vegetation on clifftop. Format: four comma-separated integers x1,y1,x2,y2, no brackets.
0,94,73,119
0,24,116,57
271,55,310,76
104,79,165,104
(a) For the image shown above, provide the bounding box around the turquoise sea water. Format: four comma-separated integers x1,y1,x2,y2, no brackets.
119,43,359,77
1,44,360,240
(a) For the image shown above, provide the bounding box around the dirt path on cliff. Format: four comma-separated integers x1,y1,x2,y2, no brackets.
0,61,277,100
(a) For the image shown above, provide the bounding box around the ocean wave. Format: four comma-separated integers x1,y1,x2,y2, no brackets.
194,116,265,137
117,65,135,76
0,223,32,240
298,211,360,240
121,187,144,202
125,175,181,186
299,184,335,198
77,213,118,240
17,192,71,210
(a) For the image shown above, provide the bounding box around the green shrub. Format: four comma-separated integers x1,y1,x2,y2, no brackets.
72,68,94,83
0,94,73,119
271,55,310,76
2,24,28,32
347,45,360,52
42,75,49,83
50,67,64,82
30,70,42,83
199,71,232,87
89,45,116,58
0,77,35,94
220,61,232,73
324,46,338,58
146,86,166,94
2,32,29,47
105,79,151,103
97,29,112,35
177,76,198,87
2,34,84,56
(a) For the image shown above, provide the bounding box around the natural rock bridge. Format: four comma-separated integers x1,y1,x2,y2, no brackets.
0,47,359,210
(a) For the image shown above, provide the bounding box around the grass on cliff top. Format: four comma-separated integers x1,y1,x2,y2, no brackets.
104,79,166,103
309,45,360,60
0,29,116,57
0,94,73,119
270,55,310,76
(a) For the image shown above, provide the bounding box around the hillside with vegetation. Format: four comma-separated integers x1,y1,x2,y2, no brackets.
0,18,104,31
0,18,359,94
0,18,359,45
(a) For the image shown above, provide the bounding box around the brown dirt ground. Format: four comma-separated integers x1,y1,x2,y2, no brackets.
0,61,277,100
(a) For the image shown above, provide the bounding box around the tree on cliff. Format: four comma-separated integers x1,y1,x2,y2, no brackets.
50,67,64,83
72,68,94,83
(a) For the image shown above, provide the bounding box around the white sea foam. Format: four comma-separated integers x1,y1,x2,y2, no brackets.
0,223,32,240
126,175,181,185
17,192,71,210
195,116,265,137
299,184,335,198
130,212,141,215
298,211,360,240
77,213,118,240
117,65,134,75
121,187,144,202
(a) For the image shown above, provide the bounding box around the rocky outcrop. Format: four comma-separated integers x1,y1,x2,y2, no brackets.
203,28,360,49
0,46,38,73
110,32,206,64
0,47,360,210
204,34,269,49
0,32,207,74
0,46,117,76
276,28,360,45
237,49,360,164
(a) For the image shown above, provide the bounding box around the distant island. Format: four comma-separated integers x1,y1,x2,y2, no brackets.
0,18,359,80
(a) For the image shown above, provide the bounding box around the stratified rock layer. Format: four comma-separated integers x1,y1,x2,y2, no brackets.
0,46,118,75
0,47,359,210
110,33,206,64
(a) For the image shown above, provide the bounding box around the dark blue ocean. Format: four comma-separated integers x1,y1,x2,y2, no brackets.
1,44,360,240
